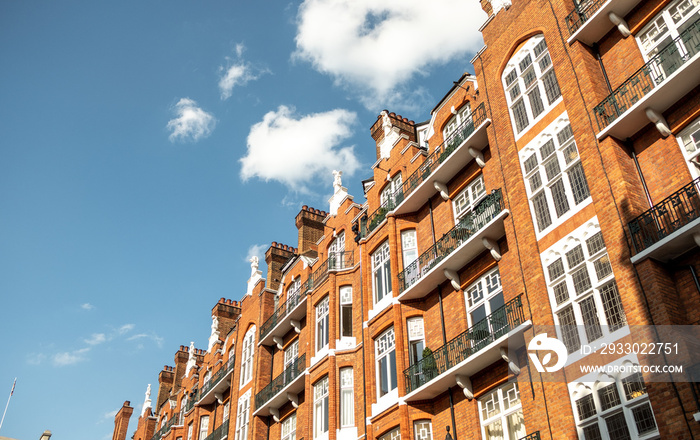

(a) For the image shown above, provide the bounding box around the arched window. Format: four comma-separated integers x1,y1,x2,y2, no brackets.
502,35,561,135
239,326,256,387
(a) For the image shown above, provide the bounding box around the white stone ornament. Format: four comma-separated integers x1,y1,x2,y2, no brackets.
208,315,220,352
142,384,152,416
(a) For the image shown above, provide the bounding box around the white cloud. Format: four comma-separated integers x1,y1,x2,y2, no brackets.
127,333,164,348
167,98,216,143
294,0,486,109
240,105,360,192
80,303,94,310
246,244,267,265
84,333,107,345
118,323,135,334
53,348,90,366
218,43,270,100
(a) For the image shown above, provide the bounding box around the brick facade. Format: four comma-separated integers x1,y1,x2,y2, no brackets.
112,0,700,439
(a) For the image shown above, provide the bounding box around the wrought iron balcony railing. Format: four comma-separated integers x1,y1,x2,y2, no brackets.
150,414,179,440
260,291,306,340
255,354,306,410
303,251,354,292
403,295,525,394
184,389,198,413
594,19,700,131
400,103,488,204
398,189,504,293
628,176,700,253
520,432,541,440
565,0,607,35
199,355,236,399
203,420,229,440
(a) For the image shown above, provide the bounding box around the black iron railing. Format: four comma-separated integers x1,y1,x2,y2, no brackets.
628,177,700,253
184,389,198,413
199,355,236,399
594,19,700,131
304,251,355,292
150,414,179,440
520,432,541,440
403,295,525,394
255,354,306,410
565,0,607,35
260,290,306,340
401,103,488,203
398,189,504,293
203,420,229,440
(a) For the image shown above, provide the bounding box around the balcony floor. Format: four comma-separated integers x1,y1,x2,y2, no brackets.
403,320,531,402
567,0,642,46
253,369,307,417
597,53,700,140
397,209,509,302
259,295,307,347
393,119,491,216
631,216,700,263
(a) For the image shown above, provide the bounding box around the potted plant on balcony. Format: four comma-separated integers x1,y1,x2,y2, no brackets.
422,347,438,382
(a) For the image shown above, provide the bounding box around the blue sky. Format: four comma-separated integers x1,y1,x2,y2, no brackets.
0,1,486,438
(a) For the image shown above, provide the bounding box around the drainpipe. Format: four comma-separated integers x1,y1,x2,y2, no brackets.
593,43,613,93
628,139,654,208
359,245,368,439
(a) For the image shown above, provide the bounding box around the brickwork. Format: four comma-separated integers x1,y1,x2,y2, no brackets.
113,1,700,439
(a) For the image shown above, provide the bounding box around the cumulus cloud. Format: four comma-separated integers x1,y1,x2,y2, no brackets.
246,244,267,265
294,0,487,109
240,106,360,192
53,348,90,366
80,303,94,310
167,98,217,142
218,43,269,100
118,323,135,334
127,333,164,348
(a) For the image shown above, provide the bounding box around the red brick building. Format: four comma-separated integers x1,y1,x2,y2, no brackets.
112,0,700,439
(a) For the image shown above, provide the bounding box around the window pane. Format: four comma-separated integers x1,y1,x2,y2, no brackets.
586,232,605,255
622,373,648,400
542,70,561,104
533,192,552,231
632,403,657,435
512,99,529,133
540,139,556,160
600,281,627,331
548,258,564,280
554,282,570,305
571,266,592,295
579,296,603,342
342,304,352,337
566,245,585,268
529,86,545,118
598,384,621,411
582,424,602,440
550,179,571,217
604,412,632,440
576,394,596,420
568,162,591,204
558,305,581,353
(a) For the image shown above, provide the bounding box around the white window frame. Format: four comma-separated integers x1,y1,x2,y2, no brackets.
413,420,433,440
677,116,700,178
380,173,403,207
281,413,297,440
401,229,418,269
569,355,658,440
452,175,487,222
478,382,526,440
284,339,299,369
187,422,194,440
340,286,353,339
464,267,504,330
329,231,346,270
636,0,700,63
372,241,392,308
375,327,397,399
502,34,562,137
379,428,401,440
519,113,591,238
198,415,209,440
239,326,256,387
340,367,355,428
542,218,628,363
406,317,425,367
316,296,329,354
234,390,251,440
223,401,230,422
443,103,472,141
314,376,330,439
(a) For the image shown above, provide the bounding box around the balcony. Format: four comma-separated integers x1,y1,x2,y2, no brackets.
203,420,229,440
594,19,700,140
184,389,198,413
198,355,236,405
403,295,530,402
393,103,490,216
397,189,508,302
520,433,541,440
253,354,306,417
259,288,307,347
150,414,179,440
306,251,354,291
565,0,642,45
629,176,700,263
